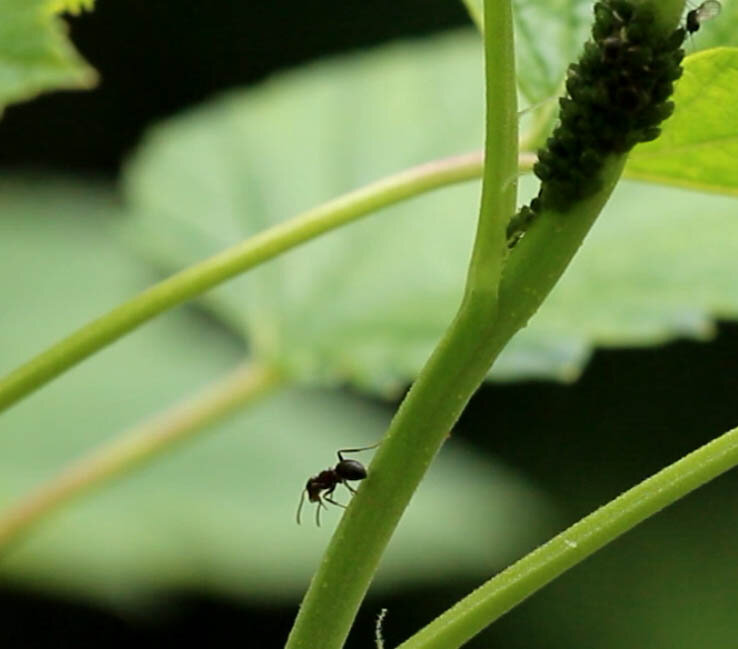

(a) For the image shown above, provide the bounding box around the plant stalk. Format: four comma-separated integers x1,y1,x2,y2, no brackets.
284,1,517,647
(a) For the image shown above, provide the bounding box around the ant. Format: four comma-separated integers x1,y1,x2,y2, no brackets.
296,444,378,526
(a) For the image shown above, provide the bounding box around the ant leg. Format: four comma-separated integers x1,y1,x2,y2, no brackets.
296,489,307,525
343,481,358,495
337,441,381,462
315,499,327,527
324,495,347,508
323,484,346,509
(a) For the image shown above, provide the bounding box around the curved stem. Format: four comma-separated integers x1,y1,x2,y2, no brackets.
0,362,283,552
0,151,483,417
284,1,518,647
397,422,738,649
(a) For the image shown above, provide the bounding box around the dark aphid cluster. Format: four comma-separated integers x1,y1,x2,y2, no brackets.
508,0,687,246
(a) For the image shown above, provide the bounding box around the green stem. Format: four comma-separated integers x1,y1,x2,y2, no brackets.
284,2,517,648
495,157,626,342
390,2,692,646
0,151,483,417
0,362,282,552
397,423,738,649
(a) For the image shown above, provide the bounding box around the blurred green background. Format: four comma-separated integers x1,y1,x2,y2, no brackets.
1,1,738,648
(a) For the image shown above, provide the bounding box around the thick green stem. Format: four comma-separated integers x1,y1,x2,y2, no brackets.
284,2,517,648
0,152,482,417
495,157,626,340
398,423,738,649
0,362,282,551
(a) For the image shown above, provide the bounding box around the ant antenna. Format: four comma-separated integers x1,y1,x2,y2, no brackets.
296,489,307,525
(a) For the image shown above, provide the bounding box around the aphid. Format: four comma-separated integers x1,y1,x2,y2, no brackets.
296,444,378,526
610,0,634,22
686,0,722,34
602,35,624,62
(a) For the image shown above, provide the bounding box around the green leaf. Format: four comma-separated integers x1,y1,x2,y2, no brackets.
123,31,738,391
503,179,738,380
0,0,97,115
0,177,552,604
512,0,594,103
123,32,486,394
460,0,482,31
46,0,95,13
626,48,738,195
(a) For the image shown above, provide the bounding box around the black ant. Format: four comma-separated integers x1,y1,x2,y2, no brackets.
296,444,378,526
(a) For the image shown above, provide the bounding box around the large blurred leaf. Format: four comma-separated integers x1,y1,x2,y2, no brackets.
626,48,738,195
123,33,485,394
501,179,738,380
512,0,593,103
0,178,553,604
0,0,96,115
123,31,738,393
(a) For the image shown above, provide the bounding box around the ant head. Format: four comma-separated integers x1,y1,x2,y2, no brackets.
305,479,324,502
335,458,367,481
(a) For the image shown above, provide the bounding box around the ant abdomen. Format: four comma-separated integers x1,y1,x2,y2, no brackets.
335,459,367,481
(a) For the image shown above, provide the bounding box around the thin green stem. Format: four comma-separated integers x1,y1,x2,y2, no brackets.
284,2,517,648
397,423,738,649
466,0,518,298
0,152,483,417
0,362,283,552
